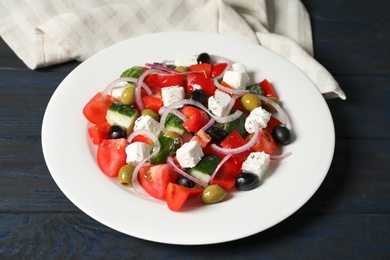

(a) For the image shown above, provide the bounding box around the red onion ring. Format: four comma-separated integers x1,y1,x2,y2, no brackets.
256,95,288,126
211,123,260,154
127,130,161,196
167,156,208,187
213,79,250,96
209,154,232,183
200,118,215,132
102,77,152,97
136,69,166,111
145,63,179,74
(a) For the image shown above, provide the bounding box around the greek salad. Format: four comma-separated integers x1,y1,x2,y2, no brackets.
82,53,292,211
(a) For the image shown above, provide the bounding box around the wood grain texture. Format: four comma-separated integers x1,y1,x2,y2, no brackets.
1,0,390,258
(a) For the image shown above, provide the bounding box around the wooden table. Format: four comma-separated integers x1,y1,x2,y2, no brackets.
1,1,389,258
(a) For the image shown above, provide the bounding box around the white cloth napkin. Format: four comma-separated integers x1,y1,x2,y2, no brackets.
0,0,345,99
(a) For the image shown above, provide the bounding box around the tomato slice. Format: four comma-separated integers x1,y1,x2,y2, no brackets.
220,130,250,163
210,174,236,190
259,79,277,98
217,155,243,177
188,63,212,78
83,92,116,125
138,164,178,200
142,96,163,113
88,121,111,145
211,63,228,78
246,128,277,154
166,183,204,211
131,135,153,145
148,73,184,88
97,138,128,177
186,73,215,96
181,106,210,133
190,129,211,148
266,116,282,133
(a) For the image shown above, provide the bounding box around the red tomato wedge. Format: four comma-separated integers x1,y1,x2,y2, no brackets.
88,121,111,145
211,63,228,78
220,130,250,163
259,79,277,98
148,73,184,88
186,73,215,96
142,96,163,113
188,63,212,78
246,128,277,154
181,106,210,133
131,135,154,145
97,138,128,177
166,183,204,211
138,164,179,200
210,174,236,190
83,92,116,125
217,155,243,177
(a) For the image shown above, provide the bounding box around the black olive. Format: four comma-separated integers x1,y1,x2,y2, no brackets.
197,52,212,64
235,172,259,191
205,126,227,143
176,175,195,188
272,124,291,145
187,89,208,104
109,125,127,139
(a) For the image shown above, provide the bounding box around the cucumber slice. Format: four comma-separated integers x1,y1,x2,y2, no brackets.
187,154,220,183
106,102,139,132
224,110,247,137
164,112,185,135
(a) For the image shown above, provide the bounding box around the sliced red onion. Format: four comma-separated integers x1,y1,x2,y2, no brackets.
222,94,239,117
102,76,153,97
166,157,208,187
211,123,260,154
209,154,232,183
214,79,250,96
145,63,178,74
136,69,165,111
270,152,292,160
129,130,161,195
256,95,288,126
200,118,215,132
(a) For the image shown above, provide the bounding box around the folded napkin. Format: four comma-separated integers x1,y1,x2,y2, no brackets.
0,0,345,99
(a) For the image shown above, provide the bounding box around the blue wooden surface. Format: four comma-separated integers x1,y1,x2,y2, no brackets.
1,1,389,258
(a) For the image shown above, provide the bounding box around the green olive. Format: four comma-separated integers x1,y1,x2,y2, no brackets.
120,86,136,105
262,96,279,113
118,164,134,186
240,93,261,111
164,131,181,139
141,109,160,121
202,184,227,204
175,66,188,73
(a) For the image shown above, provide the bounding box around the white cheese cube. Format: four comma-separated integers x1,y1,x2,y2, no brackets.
241,152,270,179
133,115,162,136
176,141,204,168
222,70,249,90
208,90,232,116
232,63,247,73
110,81,132,99
161,86,185,106
175,56,198,67
125,142,152,165
245,107,271,133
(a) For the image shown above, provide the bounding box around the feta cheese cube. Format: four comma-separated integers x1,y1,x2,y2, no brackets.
208,90,232,116
222,70,249,90
161,86,185,106
232,63,247,73
175,56,198,67
222,62,250,90
241,152,270,179
176,141,204,168
133,115,162,136
125,142,152,165
245,107,271,133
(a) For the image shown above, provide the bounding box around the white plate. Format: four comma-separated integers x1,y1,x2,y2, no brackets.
42,31,334,245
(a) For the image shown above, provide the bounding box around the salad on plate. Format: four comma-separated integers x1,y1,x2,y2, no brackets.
82,52,292,211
